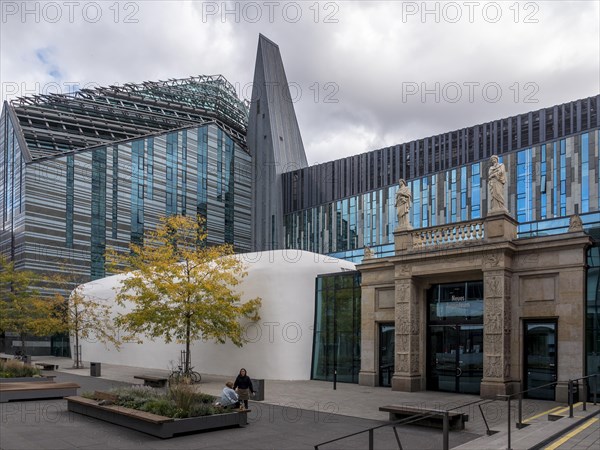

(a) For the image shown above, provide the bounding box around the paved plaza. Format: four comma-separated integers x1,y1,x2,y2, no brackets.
1,356,598,449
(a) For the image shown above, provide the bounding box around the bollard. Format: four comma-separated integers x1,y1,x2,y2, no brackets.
507,396,512,450
517,392,524,428
443,411,449,450
368,428,374,450
568,380,574,418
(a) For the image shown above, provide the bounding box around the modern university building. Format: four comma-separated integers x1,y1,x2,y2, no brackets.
1,35,599,400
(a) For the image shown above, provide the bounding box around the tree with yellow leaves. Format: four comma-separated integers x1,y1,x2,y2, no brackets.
0,256,65,356
64,286,122,368
108,215,261,374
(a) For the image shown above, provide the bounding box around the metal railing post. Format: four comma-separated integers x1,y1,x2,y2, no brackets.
443,411,449,450
568,379,574,418
594,375,598,406
368,429,374,450
517,391,524,428
507,396,512,450
582,379,587,411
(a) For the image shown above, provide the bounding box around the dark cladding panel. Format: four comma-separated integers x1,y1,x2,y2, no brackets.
281,95,600,214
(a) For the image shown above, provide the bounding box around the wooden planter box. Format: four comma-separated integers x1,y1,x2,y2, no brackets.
66,396,248,439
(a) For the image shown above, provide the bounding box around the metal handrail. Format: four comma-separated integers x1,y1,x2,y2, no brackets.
498,373,599,450
314,408,456,450
314,396,500,450
314,373,599,450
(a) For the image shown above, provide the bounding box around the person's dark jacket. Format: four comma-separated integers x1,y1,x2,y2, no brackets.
234,375,254,393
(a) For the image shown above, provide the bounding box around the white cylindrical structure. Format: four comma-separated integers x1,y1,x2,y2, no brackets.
74,250,355,380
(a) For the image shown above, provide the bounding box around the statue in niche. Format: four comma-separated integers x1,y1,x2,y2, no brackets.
395,179,412,229
488,155,507,212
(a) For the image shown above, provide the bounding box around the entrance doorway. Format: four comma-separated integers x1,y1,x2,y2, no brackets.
427,281,484,395
428,325,484,394
524,321,557,400
379,324,395,387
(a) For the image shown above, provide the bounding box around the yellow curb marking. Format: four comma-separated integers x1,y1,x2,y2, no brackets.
523,406,563,423
550,402,583,416
544,417,599,450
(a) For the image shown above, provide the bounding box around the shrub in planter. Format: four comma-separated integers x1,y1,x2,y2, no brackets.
94,385,221,419
0,360,41,378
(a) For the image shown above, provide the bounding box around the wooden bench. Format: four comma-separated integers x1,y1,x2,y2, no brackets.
134,375,168,388
379,405,469,431
35,362,58,371
0,381,79,403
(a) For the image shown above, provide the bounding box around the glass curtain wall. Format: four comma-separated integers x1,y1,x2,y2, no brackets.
586,244,600,399
312,271,361,383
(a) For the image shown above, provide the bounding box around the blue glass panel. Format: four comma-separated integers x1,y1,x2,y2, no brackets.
146,137,154,200
91,147,107,279
166,133,178,216
112,145,118,239
131,140,145,245
581,133,589,213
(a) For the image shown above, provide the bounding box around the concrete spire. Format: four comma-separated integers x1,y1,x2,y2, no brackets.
248,34,308,251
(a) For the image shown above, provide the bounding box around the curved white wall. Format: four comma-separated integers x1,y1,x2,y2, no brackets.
75,250,355,380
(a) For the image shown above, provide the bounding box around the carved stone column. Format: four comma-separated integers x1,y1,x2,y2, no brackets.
392,272,423,391
480,269,514,398
358,285,377,386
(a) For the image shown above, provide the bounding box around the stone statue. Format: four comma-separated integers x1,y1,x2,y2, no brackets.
395,179,412,229
568,214,583,232
488,155,506,212
363,246,374,260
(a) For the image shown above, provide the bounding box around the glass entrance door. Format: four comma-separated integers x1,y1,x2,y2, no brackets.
428,324,484,394
524,321,557,400
379,324,395,387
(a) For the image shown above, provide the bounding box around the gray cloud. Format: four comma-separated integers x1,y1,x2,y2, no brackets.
1,1,598,165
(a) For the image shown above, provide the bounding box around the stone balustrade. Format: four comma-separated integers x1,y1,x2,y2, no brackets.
411,220,485,249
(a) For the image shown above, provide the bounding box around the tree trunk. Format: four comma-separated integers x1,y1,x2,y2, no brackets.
185,315,191,373
74,332,81,369
19,332,27,356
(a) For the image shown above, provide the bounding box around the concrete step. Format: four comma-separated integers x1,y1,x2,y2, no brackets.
454,404,600,450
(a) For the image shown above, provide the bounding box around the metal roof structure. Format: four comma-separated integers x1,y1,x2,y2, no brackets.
7,75,249,161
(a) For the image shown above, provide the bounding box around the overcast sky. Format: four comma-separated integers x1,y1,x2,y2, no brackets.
1,1,599,164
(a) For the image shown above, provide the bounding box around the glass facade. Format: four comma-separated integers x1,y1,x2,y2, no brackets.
1,123,252,285
586,244,600,398
284,131,600,259
312,271,361,383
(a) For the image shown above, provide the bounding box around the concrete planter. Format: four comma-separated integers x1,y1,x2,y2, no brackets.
66,396,248,439
0,377,53,383
1,382,79,403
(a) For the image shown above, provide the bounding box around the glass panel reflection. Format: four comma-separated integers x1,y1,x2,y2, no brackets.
312,272,361,383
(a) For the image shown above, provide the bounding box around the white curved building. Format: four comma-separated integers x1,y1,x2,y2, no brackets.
75,250,355,380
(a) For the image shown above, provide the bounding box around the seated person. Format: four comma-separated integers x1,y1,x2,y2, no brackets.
219,381,240,409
